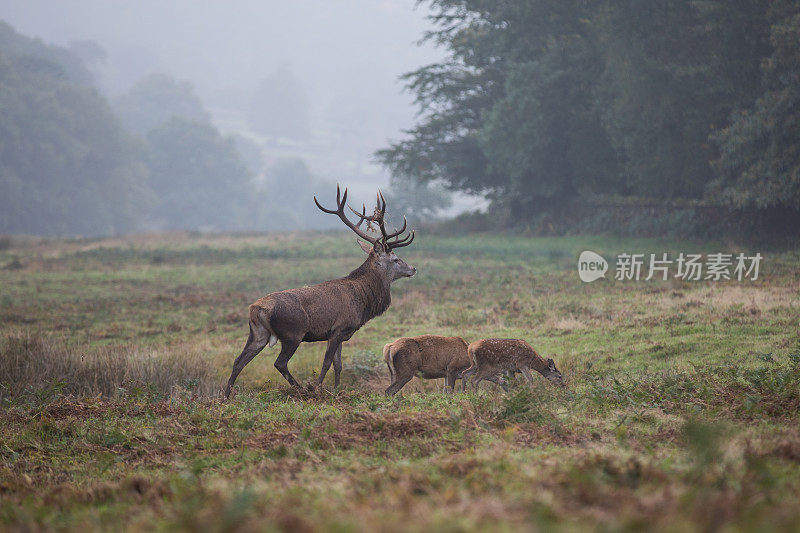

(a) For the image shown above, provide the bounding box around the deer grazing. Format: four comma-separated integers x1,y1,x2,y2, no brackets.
461,339,563,389
224,186,416,398
383,335,472,396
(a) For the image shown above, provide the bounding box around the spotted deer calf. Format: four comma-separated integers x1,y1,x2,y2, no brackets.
462,339,563,389
383,335,477,396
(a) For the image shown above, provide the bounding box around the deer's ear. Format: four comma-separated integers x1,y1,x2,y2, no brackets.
357,239,373,254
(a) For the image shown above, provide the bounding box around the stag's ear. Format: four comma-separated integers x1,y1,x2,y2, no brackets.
548,358,556,370
357,239,373,254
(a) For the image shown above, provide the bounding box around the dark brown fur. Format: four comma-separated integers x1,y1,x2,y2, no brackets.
461,338,563,389
383,335,471,396
224,245,414,397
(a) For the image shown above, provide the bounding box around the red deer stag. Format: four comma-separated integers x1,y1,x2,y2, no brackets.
224,187,416,398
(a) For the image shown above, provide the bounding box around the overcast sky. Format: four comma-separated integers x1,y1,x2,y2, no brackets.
0,1,441,116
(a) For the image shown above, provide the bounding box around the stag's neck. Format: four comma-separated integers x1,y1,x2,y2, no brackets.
346,256,392,321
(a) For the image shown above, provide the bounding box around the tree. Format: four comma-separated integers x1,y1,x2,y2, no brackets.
230,135,264,176
112,73,210,136
479,26,621,209
383,179,453,225
0,21,94,87
67,39,108,87
378,0,796,226
377,1,621,217
67,40,107,70
0,24,150,236
711,1,800,210
596,0,770,199
145,117,253,231
376,2,503,198
253,158,337,231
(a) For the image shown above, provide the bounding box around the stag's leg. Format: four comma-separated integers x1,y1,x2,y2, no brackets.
224,328,270,398
274,340,302,387
317,338,343,386
333,344,343,388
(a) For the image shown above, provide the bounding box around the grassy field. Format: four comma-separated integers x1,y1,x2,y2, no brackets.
1,231,799,531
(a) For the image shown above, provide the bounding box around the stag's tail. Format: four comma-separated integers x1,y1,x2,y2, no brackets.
383,343,396,382
249,304,278,348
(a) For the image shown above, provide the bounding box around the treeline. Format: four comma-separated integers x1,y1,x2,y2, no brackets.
378,0,800,237
0,22,254,236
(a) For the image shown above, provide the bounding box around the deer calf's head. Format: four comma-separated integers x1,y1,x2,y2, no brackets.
543,358,564,385
316,186,416,281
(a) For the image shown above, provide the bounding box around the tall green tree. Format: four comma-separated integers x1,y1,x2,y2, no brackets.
596,0,770,199
377,1,620,216
711,1,800,209
479,17,621,209
379,0,796,225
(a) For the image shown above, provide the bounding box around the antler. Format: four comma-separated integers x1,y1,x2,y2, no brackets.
314,186,381,247
376,191,415,249
315,186,415,251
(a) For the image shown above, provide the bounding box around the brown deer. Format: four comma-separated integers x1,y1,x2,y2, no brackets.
383,335,472,396
461,339,563,390
224,187,416,398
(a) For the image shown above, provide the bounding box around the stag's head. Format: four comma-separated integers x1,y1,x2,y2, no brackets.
315,186,416,281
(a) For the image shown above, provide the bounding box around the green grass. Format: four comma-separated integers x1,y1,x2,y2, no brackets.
1,231,799,531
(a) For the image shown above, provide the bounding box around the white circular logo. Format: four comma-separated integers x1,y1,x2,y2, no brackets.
578,251,608,282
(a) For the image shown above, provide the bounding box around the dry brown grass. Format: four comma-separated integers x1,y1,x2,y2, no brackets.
546,315,587,332
646,284,800,315
0,333,218,400
699,284,800,310
391,289,436,323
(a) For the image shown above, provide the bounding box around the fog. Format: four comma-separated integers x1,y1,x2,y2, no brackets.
1,0,477,233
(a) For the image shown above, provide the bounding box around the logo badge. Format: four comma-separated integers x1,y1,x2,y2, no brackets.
578,251,608,282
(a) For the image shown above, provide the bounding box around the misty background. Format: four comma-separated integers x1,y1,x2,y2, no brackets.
2,1,798,240
0,0,467,235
